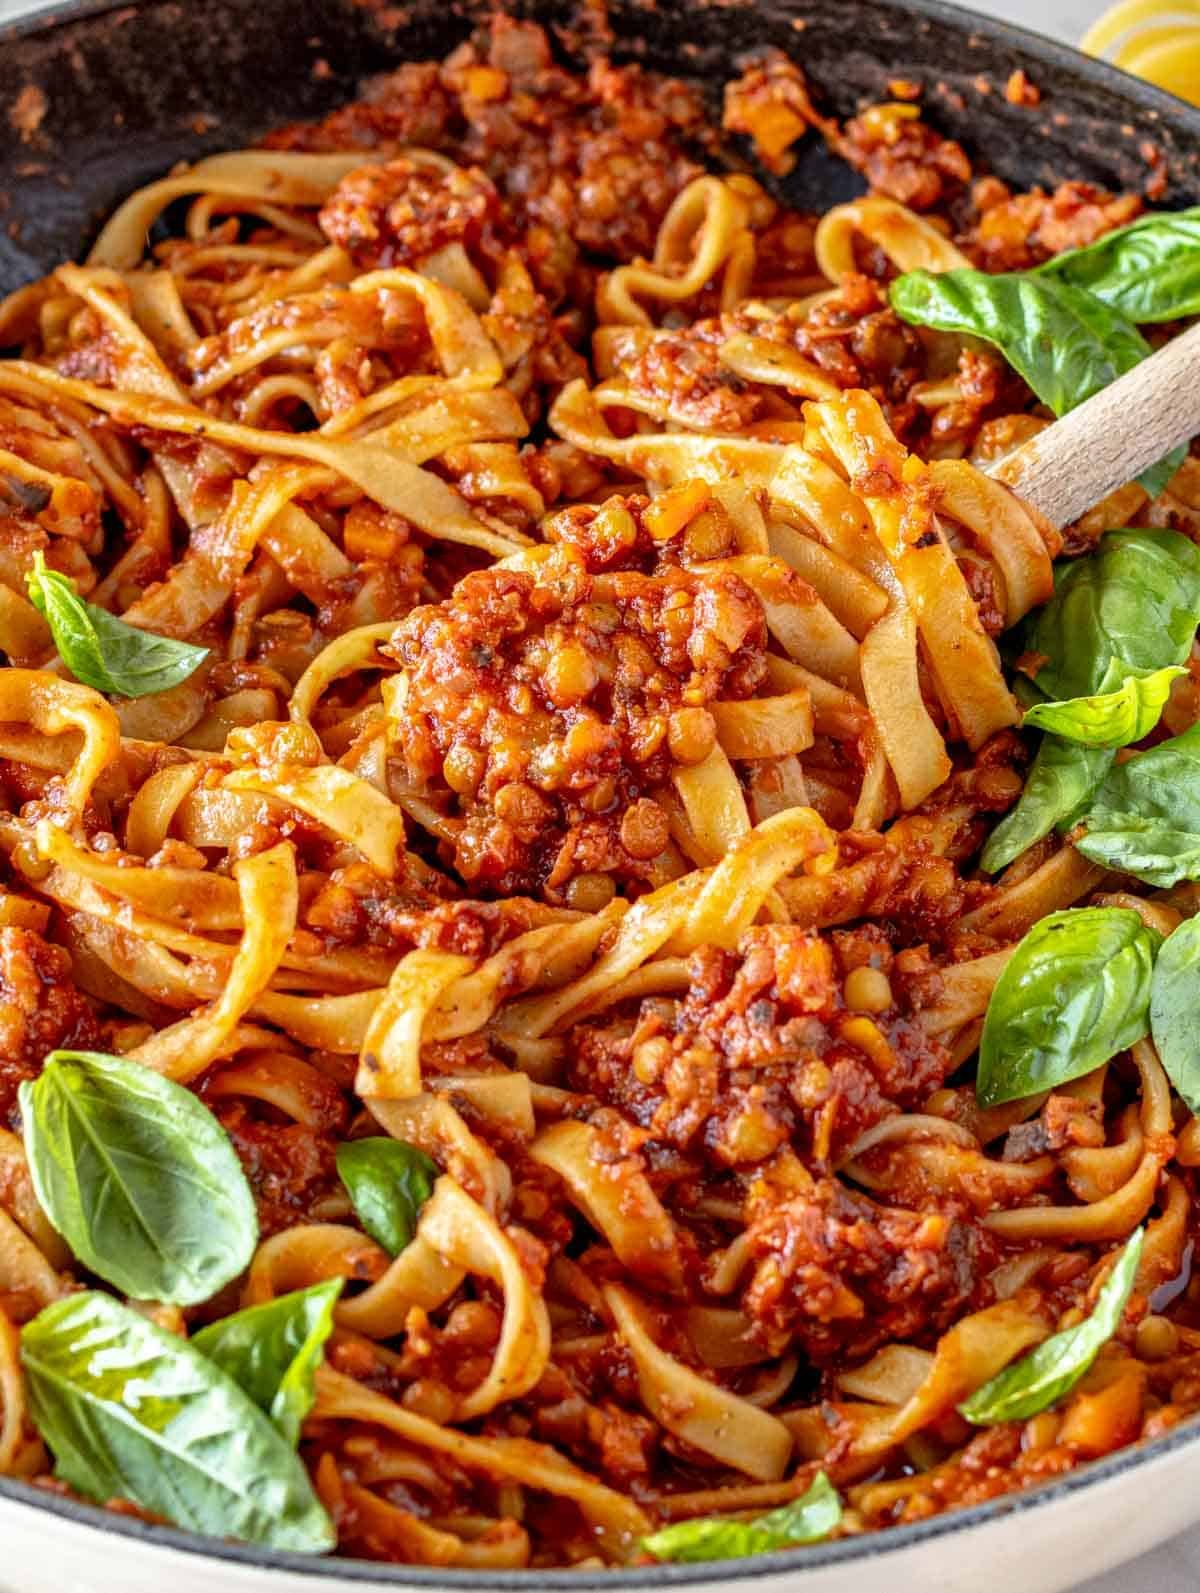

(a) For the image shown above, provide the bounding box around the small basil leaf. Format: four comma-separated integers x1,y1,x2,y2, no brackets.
19,1050,257,1306
980,737,1114,874
1150,917,1200,1113
1039,208,1200,323
890,268,1152,417
1021,665,1184,748
977,908,1160,1107
25,552,207,698
1021,530,1200,702
335,1137,438,1256
191,1279,342,1446
21,1291,335,1552
1076,722,1200,886
642,1471,841,1564
959,1229,1144,1424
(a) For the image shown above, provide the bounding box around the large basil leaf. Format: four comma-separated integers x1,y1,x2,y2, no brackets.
1150,917,1200,1114
191,1280,341,1446
889,272,1175,492
959,1230,1144,1424
26,552,207,698
1040,209,1200,323
1021,531,1200,703
889,269,1151,416
19,1050,257,1307
642,1471,841,1564
1076,722,1200,886
21,1291,335,1552
335,1137,438,1256
980,737,1113,874
1021,665,1184,748
976,908,1160,1107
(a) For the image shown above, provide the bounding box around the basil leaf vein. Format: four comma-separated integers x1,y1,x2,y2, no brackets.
335,1137,438,1256
1076,722,1200,886
642,1471,841,1563
25,552,207,698
960,1229,1144,1424
1039,208,1200,323
977,908,1160,1107
19,1050,258,1307
1150,916,1200,1114
980,736,1113,874
21,1291,335,1552
1021,665,1184,748
192,1279,342,1446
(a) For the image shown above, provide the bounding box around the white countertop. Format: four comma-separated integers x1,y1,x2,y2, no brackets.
956,0,1100,37
0,0,1193,1589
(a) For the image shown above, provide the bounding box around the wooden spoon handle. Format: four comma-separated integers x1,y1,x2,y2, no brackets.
990,318,1200,526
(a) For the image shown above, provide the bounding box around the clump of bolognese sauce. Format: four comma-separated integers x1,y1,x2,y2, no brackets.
568,921,950,1171
742,1167,992,1363
0,923,101,1129
269,14,711,287
384,512,767,899
318,156,512,275
563,919,992,1364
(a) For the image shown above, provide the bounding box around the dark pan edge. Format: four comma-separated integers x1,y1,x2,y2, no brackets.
848,0,1200,124
10,0,1200,134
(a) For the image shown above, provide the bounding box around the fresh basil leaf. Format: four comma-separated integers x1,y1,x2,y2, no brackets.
19,1050,257,1307
889,272,1174,492
980,737,1114,874
1021,530,1200,702
1021,665,1184,748
976,908,1160,1107
642,1471,841,1564
1076,722,1200,886
191,1279,341,1446
1150,917,1200,1114
335,1137,438,1256
25,552,207,698
890,269,1151,416
21,1291,335,1552
959,1229,1144,1424
1012,673,1046,710
1039,208,1200,323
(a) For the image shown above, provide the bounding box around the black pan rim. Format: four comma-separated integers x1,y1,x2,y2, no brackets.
5,0,1200,134
0,0,1199,1582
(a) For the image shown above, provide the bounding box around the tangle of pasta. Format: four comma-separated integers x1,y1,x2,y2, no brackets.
1,10,1200,1572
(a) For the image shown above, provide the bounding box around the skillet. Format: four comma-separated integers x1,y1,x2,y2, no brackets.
0,1,1199,1589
